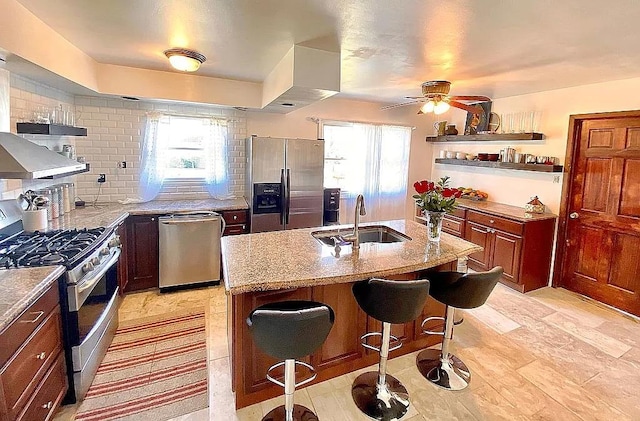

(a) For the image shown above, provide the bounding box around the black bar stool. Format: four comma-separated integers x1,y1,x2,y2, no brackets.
417,267,503,391
247,300,335,421
351,278,431,420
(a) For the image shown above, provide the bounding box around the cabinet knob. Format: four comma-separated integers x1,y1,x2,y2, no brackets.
42,401,53,410
569,212,579,219
233,215,238,220
36,352,46,360
489,219,495,224
151,218,155,221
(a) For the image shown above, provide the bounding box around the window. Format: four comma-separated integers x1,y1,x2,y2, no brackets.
156,115,227,180
321,121,411,222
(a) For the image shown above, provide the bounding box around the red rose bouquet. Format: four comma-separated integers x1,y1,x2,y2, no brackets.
413,176,461,214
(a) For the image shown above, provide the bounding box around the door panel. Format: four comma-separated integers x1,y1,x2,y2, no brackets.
249,137,285,184
562,116,640,316
582,158,611,212
492,230,522,284
619,159,640,217
464,222,492,271
285,139,324,230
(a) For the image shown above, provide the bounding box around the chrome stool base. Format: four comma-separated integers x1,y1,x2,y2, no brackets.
416,348,471,391
351,371,410,420
262,404,318,421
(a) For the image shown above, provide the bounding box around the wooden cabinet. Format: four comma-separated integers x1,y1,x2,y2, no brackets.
125,214,160,292
221,210,249,236
463,209,555,292
0,284,66,421
116,222,128,294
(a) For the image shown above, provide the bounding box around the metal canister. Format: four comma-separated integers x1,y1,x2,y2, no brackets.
35,188,54,221
51,187,60,219
62,184,71,214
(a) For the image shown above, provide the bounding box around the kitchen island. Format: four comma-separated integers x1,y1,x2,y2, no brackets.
222,219,482,408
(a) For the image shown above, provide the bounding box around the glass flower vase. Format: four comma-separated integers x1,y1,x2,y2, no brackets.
425,211,445,242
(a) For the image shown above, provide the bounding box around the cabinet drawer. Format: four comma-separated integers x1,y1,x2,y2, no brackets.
467,210,523,235
442,216,464,237
221,210,247,225
449,207,467,219
1,307,63,412
224,224,248,236
0,284,59,366
17,352,66,421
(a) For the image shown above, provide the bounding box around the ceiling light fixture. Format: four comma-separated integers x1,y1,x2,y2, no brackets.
164,48,206,72
418,96,450,115
433,101,450,115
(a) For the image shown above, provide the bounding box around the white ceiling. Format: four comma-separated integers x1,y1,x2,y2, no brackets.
15,0,640,103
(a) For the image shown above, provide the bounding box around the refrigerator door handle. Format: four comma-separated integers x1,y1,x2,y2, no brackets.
280,168,286,226
285,168,291,225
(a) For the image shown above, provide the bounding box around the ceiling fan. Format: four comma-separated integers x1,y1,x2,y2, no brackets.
381,80,490,115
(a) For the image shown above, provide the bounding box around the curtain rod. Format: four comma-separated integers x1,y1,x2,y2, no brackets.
146,111,240,123
307,116,416,130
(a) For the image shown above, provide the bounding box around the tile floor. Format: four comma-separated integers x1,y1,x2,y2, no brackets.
55,283,640,421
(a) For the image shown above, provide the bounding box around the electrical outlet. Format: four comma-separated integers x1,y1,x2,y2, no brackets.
553,176,560,184
117,161,127,169
98,174,106,183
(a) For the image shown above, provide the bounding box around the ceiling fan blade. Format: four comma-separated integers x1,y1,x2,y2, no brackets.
405,96,427,99
448,95,491,102
380,99,426,111
449,100,485,114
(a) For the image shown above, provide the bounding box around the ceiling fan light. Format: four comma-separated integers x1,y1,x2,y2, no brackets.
420,101,435,113
434,101,450,115
164,48,206,72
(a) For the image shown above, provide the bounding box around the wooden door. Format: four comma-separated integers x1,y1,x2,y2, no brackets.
125,215,159,292
560,116,640,316
492,230,522,285
464,222,493,271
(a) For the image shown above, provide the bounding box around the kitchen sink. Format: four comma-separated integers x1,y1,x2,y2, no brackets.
311,225,411,247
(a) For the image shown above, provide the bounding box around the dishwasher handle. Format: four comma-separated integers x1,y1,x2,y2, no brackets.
159,213,226,234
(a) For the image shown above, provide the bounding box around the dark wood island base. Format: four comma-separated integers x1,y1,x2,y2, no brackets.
228,262,455,409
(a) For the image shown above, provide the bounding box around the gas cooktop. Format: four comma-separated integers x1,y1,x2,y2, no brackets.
0,228,108,269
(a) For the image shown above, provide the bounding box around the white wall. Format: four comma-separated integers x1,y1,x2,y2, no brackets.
428,76,640,214
73,97,247,203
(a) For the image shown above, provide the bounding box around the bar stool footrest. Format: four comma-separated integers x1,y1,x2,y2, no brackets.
266,360,317,389
360,331,402,353
421,316,446,336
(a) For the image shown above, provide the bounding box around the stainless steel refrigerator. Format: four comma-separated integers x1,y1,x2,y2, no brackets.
246,136,324,233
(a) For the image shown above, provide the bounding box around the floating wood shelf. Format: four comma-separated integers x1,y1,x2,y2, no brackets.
426,133,544,143
17,123,87,136
435,158,563,173
40,163,90,179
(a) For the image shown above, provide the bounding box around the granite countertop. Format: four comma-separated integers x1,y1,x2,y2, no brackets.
0,266,66,333
455,199,557,222
222,219,482,295
48,198,249,230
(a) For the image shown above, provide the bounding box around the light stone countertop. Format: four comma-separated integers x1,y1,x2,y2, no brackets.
455,199,557,222
47,198,249,230
0,266,66,333
222,219,483,295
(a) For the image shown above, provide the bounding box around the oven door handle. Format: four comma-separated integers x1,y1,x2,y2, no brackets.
77,248,121,294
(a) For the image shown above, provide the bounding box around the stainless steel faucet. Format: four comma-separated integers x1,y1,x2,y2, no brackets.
344,194,366,250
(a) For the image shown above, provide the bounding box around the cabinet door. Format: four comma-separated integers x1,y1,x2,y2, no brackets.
464,221,493,271
125,215,159,292
311,283,367,371
492,230,522,284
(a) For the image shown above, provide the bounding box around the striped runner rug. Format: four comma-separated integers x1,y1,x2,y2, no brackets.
75,308,208,421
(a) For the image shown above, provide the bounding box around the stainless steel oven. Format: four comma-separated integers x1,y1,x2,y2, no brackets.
64,245,120,401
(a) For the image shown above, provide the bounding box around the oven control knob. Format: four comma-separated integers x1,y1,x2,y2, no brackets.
108,237,121,248
82,262,94,273
100,247,110,256
91,257,100,266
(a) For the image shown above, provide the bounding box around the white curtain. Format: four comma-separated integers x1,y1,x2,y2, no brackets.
204,118,233,199
136,113,167,202
324,122,411,223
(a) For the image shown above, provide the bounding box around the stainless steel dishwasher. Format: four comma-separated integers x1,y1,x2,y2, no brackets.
158,212,226,290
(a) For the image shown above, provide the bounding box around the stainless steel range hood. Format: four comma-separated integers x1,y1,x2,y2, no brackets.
0,132,86,179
